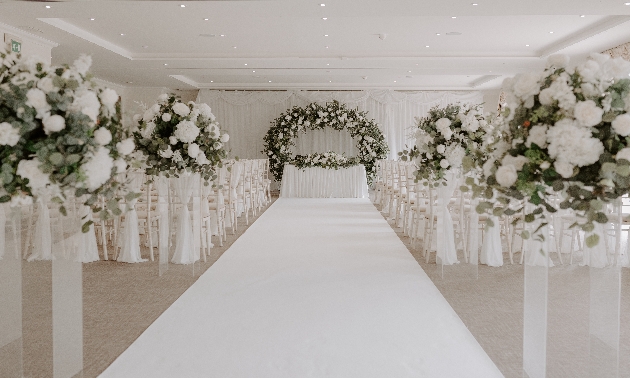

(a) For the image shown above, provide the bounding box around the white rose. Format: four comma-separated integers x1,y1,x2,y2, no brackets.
36,77,57,93
187,143,200,158
169,136,178,145
113,158,127,173
439,159,450,169
435,118,451,130
116,138,135,156
174,120,200,143
495,164,518,187
81,147,114,191
220,133,230,143
157,93,169,103
538,88,554,106
436,144,446,154
612,114,630,137
554,161,575,178
172,102,190,117
546,54,570,69
162,113,172,122
0,122,20,146
93,127,112,145
99,88,119,109
525,125,548,148
573,100,603,127
616,147,630,162
512,72,541,100
540,161,551,170
25,88,49,114
42,115,66,135
17,159,50,193
72,89,100,123
604,57,630,79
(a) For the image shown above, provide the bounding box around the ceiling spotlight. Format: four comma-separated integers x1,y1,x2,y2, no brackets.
408,70,411,73
320,3,325,6
204,18,209,21
244,63,248,65
252,70,255,72
436,33,441,36
164,63,168,66
626,2,630,4
120,33,125,36
326,63,330,65
329,80,332,82
220,34,225,37
45,5,51,8
90,18,95,21
425,45,430,47
322,17,328,20
549,31,554,33
180,4,185,7
580,15,585,17
451,16,457,19
233,46,237,48
324,34,329,37
525,44,530,46
325,46,329,48
268,80,272,82
394,81,397,83
210,81,213,83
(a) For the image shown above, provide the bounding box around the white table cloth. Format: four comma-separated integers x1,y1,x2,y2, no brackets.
280,164,368,198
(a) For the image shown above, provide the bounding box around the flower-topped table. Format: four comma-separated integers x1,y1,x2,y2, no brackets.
280,151,368,198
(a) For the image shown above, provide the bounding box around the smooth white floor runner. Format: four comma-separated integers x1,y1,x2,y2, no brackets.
100,198,502,378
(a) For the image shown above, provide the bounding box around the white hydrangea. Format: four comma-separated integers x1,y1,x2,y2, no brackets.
196,153,210,166
439,159,450,169
169,136,178,145
0,122,20,146
525,125,548,148
197,103,214,119
554,161,575,178
171,150,183,163
72,54,92,76
483,158,495,178
157,93,169,103
159,146,173,159
71,89,100,123
81,147,114,191
116,138,135,156
612,114,630,137
616,148,630,162
446,144,466,167
142,108,156,122
220,133,230,143
94,127,112,145
577,59,601,84
37,77,57,93
436,144,446,154
573,100,603,127
462,113,480,133
496,164,518,187
174,120,200,143
113,158,127,173
502,154,529,170
162,113,171,122
172,102,190,117
17,159,50,193
25,88,50,118
547,119,604,168
99,88,119,112
141,121,156,139
512,72,541,100
435,118,452,140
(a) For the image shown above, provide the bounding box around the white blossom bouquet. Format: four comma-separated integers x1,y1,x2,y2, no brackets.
292,151,359,170
400,103,488,183
133,94,229,183
465,53,630,246
0,48,137,231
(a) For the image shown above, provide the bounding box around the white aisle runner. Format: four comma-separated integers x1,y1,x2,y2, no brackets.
100,198,502,378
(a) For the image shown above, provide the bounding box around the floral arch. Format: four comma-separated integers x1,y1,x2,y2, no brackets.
262,100,389,184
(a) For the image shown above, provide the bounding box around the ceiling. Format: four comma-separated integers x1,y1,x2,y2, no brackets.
1,0,630,91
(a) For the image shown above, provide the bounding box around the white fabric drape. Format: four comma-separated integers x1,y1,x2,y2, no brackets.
171,173,199,265
436,170,459,265
0,204,5,260
280,165,369,198
76,204,99,263
480,216,503,267
118,172,147,263
523,204,554,267
581,223,609,268
197,90,483,162
28,197,52,261
155,175,170,260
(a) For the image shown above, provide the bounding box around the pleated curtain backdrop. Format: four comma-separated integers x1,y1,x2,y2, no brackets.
196,89,484,161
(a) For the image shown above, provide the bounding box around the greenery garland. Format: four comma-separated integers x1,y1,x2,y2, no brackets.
262,100,388,184
292,151,359,170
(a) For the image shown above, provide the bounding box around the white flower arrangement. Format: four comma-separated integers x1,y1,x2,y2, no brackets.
0,48,137,230
133,94,229,182
292,151,359,170
466,53,630,246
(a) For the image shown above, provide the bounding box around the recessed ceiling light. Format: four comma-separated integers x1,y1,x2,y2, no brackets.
325,46,329,48
436,33,441,36
220,34,225,37
549,31,554,34
322,17,328,20
394,81,397,83
252,70,255,72
326,63,330,65
120,33,125,36
472,2,478,5
204,18,209,21
164,63,168,66
451,16,457,19
90,18,95,21
143,45,149,49
525,44,530,47
324,34,329,37
320,3,325,6
210,81,213,83
45,5,51,8
425,45,430,47
329,80,332,82
180,4,186,7
408,70,412,73
269,80,272,82
233,46,237,48
580,15,585,17
626,2,630,5
244,63,248,65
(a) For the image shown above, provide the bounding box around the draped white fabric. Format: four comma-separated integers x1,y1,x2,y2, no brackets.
523,204,554,267
28,197,52,261
0,204,5,260
76,204,99,263
581,223,609,268
171,173,199,265
118,173,147,264
480,216,503,267
436,170,459,265
197,90,483,162
280,165,368,198
155,175,170,260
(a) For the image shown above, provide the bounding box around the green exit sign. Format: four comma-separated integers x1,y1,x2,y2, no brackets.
11,40,21,53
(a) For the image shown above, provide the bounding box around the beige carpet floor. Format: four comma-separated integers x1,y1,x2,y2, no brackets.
377,205,630,378
15,196,630,377
21,197,276,378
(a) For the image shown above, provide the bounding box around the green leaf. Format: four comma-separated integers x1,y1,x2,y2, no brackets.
595,212,608,224
524,214,535,223
521,230,530,240
59,206,67,216
0,195,10,203
66,154,81,165
81,220,94,233
585,234,600,248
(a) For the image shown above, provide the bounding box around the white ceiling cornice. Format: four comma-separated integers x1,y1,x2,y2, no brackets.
38,18,132,59
0,21,58,48
538,15,630,57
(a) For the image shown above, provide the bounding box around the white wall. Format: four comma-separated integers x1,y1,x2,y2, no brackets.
0,22,56,65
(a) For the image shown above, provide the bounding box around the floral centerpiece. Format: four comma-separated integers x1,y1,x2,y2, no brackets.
0,48,136,230
292,151,359,170
133,94,229,183
263,100,388,184
466,53,630,246
399,103,488,184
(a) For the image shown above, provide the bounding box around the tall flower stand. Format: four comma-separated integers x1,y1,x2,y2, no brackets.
0,202,84,378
